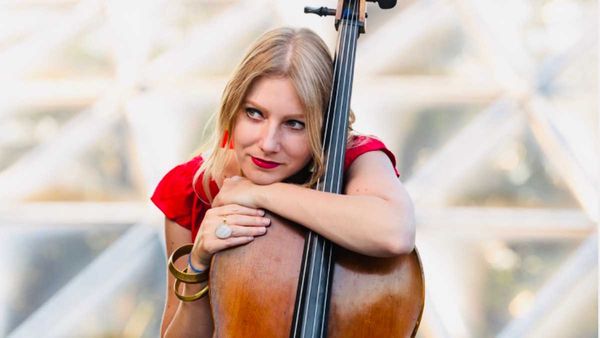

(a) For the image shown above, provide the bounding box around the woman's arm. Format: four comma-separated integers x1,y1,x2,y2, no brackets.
161,218,213,338
160,204,268,337
215,151,415,257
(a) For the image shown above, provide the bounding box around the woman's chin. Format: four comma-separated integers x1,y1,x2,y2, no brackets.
243,170,282,185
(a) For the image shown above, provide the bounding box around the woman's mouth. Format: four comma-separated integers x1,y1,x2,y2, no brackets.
251,156,281,169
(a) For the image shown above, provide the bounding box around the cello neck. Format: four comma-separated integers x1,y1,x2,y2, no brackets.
290,1,364,337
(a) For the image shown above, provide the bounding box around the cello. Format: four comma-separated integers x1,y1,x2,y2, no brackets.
210,1,425,336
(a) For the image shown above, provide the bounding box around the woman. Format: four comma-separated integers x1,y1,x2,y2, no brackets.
151,27,415,337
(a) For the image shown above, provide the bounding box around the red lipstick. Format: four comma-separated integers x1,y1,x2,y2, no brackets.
251,156,281,169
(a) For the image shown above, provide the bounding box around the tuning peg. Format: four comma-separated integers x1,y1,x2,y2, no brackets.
304,6,336,17
366,0,396,9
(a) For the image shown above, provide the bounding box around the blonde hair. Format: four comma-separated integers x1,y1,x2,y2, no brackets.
194,27,355,202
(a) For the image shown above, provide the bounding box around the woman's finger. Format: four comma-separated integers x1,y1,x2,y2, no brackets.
211,204,265,217
201,224,266,254
227,225,267,237
223,214,271,227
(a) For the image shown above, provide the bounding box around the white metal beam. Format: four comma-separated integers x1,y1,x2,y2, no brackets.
0,202,148,226
0,90,122,202
528,265,597,338
497,235,598,338
451,0,530,92
419,292,453,338
0,0,101,80
7,223,159,338
142,0,272,85
417,207,595,240
355,0,455,75
535,22,598,92
406,99,523,205
353,75,502,106
525,98,599,222
416,236,477,338
0,78,110,114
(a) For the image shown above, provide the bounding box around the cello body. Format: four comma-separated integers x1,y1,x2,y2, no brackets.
210,213,424,337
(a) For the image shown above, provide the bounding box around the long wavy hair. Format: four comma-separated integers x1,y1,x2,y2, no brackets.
194,27,355,202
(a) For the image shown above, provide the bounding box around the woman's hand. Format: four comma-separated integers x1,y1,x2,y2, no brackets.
190,203,271,269
212,176,262,208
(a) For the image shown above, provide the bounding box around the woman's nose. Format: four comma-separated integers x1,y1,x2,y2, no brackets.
259,124,281,153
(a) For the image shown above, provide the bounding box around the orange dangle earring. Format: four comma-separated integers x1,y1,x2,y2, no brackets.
220,130,234,149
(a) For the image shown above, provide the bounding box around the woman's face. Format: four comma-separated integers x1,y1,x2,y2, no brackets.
233,76,312,185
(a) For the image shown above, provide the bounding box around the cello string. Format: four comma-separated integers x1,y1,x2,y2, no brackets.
319,1,360,336
337,0,359,192
314,0,359,336
294,2,348,336
331,0,358,196
331,0,360,330
303,0,356,336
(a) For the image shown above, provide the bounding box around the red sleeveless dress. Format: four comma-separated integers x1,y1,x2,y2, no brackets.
151,135,400,241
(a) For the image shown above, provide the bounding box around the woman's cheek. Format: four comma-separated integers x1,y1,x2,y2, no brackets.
297,135,311,159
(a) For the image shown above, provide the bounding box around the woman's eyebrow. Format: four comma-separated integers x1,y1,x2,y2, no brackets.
245,99,305,119
244,100,272,117
244,99,267,112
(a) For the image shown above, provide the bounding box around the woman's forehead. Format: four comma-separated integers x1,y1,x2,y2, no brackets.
243,77,305,118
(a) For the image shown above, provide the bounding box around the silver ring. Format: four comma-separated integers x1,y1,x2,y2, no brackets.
215,221,232,239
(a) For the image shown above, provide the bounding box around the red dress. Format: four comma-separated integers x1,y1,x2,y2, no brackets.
151,135,400,241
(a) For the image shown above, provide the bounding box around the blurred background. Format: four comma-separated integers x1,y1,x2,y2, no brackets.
0,0,597,337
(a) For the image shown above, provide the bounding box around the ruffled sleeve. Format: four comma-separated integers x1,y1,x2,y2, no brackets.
151,156,205,232
344,134,400,177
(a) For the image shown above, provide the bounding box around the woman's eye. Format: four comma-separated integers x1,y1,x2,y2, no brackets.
286,120,305,130
245,108,263,119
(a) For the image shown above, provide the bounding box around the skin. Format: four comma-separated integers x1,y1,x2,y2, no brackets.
161,76,415,337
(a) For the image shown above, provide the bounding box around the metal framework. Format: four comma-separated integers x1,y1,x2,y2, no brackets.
0,0,597,337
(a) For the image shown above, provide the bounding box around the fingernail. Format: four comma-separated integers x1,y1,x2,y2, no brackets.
258,209,265,216
263,218,271,225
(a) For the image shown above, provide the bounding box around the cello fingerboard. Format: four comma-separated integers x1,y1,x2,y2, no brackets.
290,1,362,337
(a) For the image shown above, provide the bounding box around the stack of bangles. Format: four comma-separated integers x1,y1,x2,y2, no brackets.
168,244,209,302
